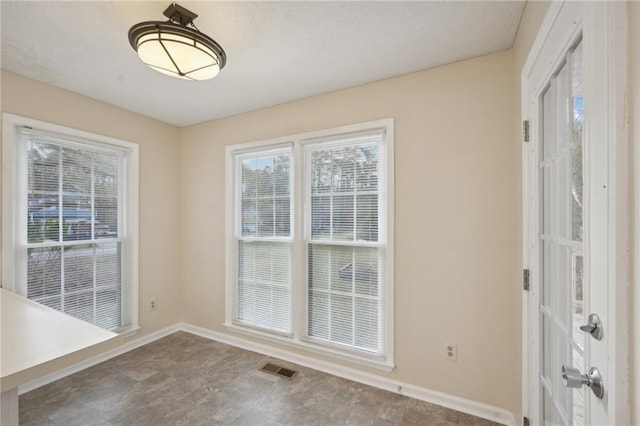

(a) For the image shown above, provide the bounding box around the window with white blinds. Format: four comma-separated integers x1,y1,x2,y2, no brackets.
234,149,293,334
3,115,138,333
227,119,393,368
305,133,386,354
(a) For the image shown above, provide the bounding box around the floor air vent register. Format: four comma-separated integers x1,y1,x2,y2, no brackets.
260,362,298,379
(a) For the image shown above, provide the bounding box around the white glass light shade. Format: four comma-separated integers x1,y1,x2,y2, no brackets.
136,33,220,81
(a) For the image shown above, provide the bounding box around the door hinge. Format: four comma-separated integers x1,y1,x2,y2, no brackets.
523,416,530,426
523,268,530,291
523,120,530,142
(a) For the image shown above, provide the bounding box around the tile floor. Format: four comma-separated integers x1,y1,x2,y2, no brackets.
19,332,500,425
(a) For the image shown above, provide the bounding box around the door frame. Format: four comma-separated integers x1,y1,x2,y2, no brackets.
521,1,631,424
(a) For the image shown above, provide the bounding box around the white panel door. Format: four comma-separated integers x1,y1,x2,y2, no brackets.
523,2,626,425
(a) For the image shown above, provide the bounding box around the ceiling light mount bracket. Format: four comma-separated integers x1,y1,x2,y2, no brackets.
163,3,197,27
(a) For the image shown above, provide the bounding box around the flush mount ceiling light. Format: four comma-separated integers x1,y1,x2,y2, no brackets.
128,3,226,81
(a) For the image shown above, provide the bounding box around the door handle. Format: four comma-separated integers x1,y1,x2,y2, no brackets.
561,365,604,399
579,313,603,340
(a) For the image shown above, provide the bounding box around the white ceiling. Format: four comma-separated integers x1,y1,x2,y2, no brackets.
1,1,525,127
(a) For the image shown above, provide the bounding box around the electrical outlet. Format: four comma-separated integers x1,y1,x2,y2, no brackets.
150,298,157,311
445,342,457,361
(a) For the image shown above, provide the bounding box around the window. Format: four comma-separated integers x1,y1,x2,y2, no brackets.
226,119,393,369
305,134,386,353
234,148,293,334
2,114,139,332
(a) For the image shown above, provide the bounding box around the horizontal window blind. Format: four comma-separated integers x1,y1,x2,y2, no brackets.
235,149,293,334
305,131,386,354
20,127,129,330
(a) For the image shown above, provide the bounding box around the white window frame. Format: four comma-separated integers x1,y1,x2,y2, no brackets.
2,113,139,334
225,119,394,371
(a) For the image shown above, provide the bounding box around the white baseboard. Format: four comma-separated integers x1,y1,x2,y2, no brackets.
18,322,515,426
181,323,516,426
18,323,181,395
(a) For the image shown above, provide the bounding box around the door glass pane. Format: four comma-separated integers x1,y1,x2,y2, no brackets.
571,336,586,426
570,145,583,242
542,241,569,328
539,39,585,426
550,157,568,239
555,337,571,424
554,244,570,329
555,61,571,153
542,241,552,308
542,156,569,240
544,390,564,426
542,314,554,382
542,166,552,235
572,254,585,351
571,41,584,242
542,83,556,160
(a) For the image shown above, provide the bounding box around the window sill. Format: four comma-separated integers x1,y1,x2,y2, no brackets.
223,322,395,372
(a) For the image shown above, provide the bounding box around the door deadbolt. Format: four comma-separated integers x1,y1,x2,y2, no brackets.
561,365,604,399
579,313,603,340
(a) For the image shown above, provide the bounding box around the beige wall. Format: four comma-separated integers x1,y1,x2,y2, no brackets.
180,50,520,411
0,2,557,417
0,71,183,342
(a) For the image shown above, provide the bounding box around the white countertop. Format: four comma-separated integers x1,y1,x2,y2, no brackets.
1,289,122,391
